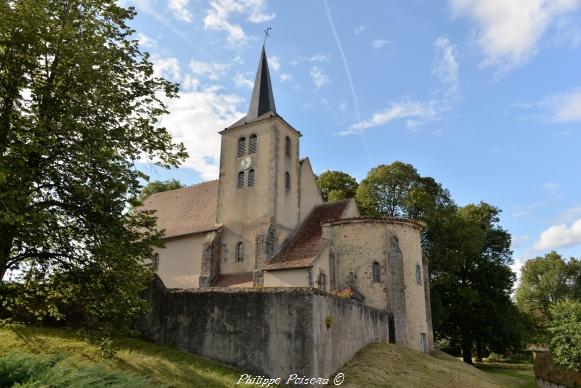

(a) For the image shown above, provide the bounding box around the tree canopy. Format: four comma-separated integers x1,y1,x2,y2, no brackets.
316,170,357,202
355,161,453,221
428,202,523,363
547,300,581,370
137,179,184,203
516,252,580,333
0,0,186,328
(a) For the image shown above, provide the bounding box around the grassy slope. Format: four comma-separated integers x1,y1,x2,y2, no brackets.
1,326,535,387
338,343,535,388
0,326,251,388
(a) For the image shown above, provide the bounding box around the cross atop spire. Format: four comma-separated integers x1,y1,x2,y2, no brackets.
246,45,276,120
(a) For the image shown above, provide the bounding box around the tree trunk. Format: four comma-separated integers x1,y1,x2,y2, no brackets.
0,227,14,281
462,336,473,364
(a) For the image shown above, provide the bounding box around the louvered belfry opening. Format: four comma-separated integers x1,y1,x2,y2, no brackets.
249,134,257,154
248,169,255,187
237,137,246,157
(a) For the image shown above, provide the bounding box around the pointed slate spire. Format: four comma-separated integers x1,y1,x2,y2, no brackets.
247,46,276,120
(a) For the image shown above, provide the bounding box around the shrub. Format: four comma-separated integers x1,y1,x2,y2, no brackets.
548,300,581,371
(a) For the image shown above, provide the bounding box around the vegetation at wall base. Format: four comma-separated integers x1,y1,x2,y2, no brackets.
0,325,262,388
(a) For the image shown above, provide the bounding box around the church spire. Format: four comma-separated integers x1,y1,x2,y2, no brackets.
247,45,276,120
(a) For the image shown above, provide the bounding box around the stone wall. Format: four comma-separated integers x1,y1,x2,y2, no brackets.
533,350,581,388
137,277,387,379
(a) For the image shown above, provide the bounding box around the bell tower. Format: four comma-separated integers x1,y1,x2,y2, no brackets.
215,45,302,279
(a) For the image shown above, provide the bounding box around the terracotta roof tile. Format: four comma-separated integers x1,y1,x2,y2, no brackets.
213,272,254,287
137,180,218,238
262,200,350,271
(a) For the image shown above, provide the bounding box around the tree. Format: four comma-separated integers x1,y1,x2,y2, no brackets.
0,1,186,328
428,203,520,364
516,252,579,332
355,161,453,220
316,170,357,202
137,179,184,203
548,300,581,370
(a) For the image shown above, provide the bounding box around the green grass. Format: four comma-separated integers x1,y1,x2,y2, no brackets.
337,342,535,388
0,325,255,387
1,325,535,387
475,362,536,388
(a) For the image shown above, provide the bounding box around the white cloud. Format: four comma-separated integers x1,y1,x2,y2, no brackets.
167,0,193,22
189,60,229,81
136,32,156,48
204,0,275,44
450,0,581,70
343,101,440,135
279,73,292,82
159,86,243,179
557,205,581,224
290,53,330,66
544,89,581,123
433,36,459,90
234,72,253,89
512,234,530,249
309,66,329,90
269,56,281,71
534,218,581,250
153,56,181,81
370,39,390,49
339,102,348,112
354,24,368,34
543,182,560,192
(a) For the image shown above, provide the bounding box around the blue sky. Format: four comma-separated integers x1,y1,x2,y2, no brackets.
127,0,581,274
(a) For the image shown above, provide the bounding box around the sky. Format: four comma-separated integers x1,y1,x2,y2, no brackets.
126,0,581,275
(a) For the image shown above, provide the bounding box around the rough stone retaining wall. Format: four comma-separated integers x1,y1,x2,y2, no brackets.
137,276,387,379
533,350,581,388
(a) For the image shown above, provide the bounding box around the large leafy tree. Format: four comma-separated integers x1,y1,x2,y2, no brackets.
355,161,453,220
316,170,357,202
516,252,580,332
0,0,186,327
428,203,522,363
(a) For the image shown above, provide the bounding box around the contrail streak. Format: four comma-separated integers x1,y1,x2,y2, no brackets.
323,0,371,162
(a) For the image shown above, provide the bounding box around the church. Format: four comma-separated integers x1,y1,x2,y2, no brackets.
139,46,434,353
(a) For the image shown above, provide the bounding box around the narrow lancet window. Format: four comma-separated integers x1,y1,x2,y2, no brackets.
416,264,422,285
235,242,244,262
285,136,291,158
372,261,380,283
285,172,290,191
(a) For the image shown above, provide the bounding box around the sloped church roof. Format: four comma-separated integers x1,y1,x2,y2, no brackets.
139,180,219,238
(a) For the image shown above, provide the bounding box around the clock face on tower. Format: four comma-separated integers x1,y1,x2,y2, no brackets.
240,156,253,170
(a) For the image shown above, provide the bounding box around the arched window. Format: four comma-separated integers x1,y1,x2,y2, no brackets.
237,137,246,157
248,169,255,187
285,172,290,191
152,253,160,271
318,272,327,292
235,241,244,262
249,134,257,154
416,264,422,285
372,261,380,283
285,136,291,158
237,171,245,189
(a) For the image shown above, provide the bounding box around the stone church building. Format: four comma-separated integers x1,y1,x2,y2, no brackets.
140,47,434,353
